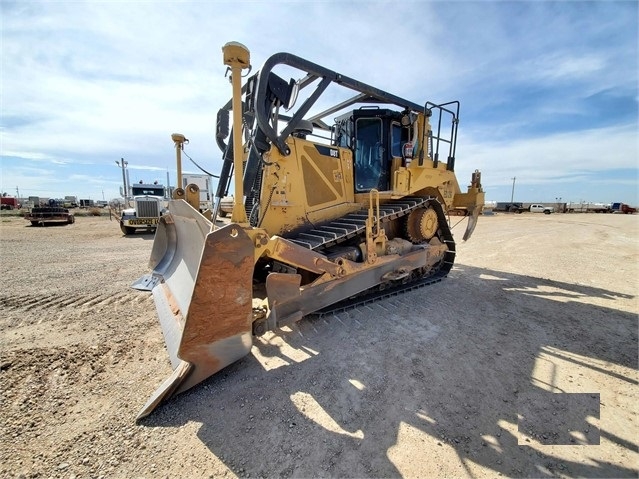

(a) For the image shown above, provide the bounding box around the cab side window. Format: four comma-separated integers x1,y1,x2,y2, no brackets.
391,122,411,158
391,123,403,157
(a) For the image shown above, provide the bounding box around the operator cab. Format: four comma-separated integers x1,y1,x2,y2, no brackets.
333,108,412,193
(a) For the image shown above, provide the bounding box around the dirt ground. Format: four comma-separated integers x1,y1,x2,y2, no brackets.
1,212,637,478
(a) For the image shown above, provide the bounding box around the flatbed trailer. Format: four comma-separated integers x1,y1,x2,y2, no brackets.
25,206,75,226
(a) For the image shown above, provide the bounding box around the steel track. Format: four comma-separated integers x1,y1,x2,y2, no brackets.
287,196,433,250
286,196,456,317
313,266,450,317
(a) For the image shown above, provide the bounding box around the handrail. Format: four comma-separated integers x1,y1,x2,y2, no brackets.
425,101,460,172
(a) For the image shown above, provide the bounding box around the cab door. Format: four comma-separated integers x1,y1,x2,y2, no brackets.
354,117,386,192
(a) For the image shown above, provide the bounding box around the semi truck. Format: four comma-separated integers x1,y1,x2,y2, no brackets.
119,182,167,235
611,202,637,214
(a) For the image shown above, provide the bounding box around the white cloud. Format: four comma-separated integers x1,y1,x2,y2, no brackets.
459,123,639,187
536,54,605,81
1,1,636,202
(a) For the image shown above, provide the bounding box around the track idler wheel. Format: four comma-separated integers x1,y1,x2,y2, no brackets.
406,207,439,243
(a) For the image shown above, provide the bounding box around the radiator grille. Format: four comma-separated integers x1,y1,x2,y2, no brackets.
136,199,160,217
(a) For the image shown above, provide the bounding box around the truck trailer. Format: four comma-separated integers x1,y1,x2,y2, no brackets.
566,202,610,213
181,174,213,211
0,196,21,210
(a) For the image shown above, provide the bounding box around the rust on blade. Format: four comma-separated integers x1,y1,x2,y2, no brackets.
162,282,183,320
139,224,256,417
173,224,255,395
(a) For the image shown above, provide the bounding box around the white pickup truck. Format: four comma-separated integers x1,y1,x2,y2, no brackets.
529,204,554,214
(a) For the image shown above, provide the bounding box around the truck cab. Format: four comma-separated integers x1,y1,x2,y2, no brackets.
120,182,167,235
611,202,637,214
529,204,553,214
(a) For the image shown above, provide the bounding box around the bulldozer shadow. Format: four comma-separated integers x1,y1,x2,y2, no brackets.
141,264,638,478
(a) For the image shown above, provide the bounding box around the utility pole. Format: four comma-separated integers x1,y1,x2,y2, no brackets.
510,177,516,203
115,158,128,205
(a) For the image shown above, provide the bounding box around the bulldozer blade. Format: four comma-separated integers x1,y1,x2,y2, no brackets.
462,206,481,241
133,201,255,420
131,200,213,292
137,360,193,420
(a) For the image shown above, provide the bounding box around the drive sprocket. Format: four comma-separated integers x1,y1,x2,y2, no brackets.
405,207,439,243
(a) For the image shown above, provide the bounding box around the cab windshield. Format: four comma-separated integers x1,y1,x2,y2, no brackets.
132,187,164,197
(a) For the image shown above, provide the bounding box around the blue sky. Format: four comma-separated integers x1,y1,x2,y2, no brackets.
1,1,637,205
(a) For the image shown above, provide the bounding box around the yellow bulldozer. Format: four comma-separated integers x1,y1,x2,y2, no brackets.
133,42,484,420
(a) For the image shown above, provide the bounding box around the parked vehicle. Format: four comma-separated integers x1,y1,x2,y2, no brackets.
181,174,213,211
565,202,610,213
1,196,21,210
529,204,553,214
611,202,637,214
131,42,485,419
65,196,79,208
119,181,167,235
494,202,526,213
24,199,74,226
218,195,234,217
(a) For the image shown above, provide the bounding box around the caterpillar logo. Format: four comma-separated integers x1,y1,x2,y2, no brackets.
315,145,340,159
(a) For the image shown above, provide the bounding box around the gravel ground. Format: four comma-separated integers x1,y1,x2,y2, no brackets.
0,212,637,478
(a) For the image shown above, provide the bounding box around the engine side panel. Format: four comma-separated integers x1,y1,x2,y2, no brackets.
258,138,356,236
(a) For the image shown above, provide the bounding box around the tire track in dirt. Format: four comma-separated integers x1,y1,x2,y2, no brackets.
0,291,154,332
0,290,152,314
